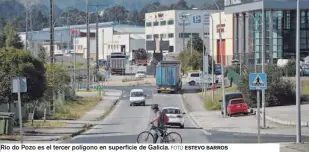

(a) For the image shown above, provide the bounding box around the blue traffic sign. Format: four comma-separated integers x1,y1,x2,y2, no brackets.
249,73,267,90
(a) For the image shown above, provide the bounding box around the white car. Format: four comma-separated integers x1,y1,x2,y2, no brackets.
135,71,146,78
129,89,146,106
162,107,185,128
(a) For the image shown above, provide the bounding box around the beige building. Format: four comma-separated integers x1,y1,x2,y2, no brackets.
209,11,234,66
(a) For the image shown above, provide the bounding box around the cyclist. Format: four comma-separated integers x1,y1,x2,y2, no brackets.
150,104,166,143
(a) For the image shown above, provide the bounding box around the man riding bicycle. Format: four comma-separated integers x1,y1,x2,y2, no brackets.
150,104,167,143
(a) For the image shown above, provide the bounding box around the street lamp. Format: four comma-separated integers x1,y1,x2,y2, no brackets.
180,13,191,51
295,0,301,143
207,1,226,116
192,7,214,98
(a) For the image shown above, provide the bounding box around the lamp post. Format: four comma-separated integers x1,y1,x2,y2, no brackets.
180,13,191,51
295,0,301,143
192,7,213,98
211,2,226,116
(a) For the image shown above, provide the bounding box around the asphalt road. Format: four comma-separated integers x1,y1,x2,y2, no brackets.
65,85,209,143
65,84,309,143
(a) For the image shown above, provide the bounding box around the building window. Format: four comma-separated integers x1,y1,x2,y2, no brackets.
153,21,159,26
108,45,110,49
146,35,152,39
160,21,166,25
168,20,174,25
160,34,166,39
192,33,199,37
154,34,159,38
146,22,152,27
179,33,191,38
168,33,174,38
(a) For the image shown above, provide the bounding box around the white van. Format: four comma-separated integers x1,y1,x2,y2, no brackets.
187,72,217,86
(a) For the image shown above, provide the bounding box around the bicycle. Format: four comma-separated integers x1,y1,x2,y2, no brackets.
136,123,182,143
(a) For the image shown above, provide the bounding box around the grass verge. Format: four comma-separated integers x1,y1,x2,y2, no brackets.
24,121,66,128
199,85,238,111
54,96,101,120
0,135,20,141
61,124,93,141
301,80,309,96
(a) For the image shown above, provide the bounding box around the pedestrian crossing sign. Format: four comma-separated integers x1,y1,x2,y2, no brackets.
249,73,267,90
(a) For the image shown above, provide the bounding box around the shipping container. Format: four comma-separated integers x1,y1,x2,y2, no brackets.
156,60,182,93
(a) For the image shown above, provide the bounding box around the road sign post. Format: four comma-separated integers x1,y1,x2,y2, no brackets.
249,73,267,143
11,77,27,144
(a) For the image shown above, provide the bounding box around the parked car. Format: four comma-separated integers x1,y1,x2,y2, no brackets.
162,107,185,128
129,89,146,106
226,98,249,116
135,71,146,78
220,92,244,115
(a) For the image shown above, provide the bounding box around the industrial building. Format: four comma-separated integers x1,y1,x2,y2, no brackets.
209,11,234,66
223,0,309,69
19,22,145,61
144,10,211,55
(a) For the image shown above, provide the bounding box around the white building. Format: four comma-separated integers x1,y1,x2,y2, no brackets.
209,12,234,66
19,22,144,61
145,10,212,55
73,25,145,60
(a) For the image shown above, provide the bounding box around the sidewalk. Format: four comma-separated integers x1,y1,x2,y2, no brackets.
182,92,309,136
262,105,309,127
0,89,122,143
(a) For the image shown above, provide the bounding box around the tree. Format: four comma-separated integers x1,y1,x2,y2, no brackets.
187,35,204,54
127,9,140,25
0,30,5,48
138,2,169,25
38,45,47,63
102,5,129,23
45,64,71,93
171,0,189,10
0,47,47,111
4,23,23,49
177,50,203,72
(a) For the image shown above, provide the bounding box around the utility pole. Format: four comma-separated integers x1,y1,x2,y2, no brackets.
88,3,107,82
95,5,99,82
86,0,90,91
49,0,55,112
25,7,28,50
50,0,54,64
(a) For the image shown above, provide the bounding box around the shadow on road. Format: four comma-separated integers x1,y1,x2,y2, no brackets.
82,132,123,136
167,126,203,130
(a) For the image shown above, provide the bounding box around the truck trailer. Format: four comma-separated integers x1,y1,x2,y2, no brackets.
110,52,126,75
156,60,182,93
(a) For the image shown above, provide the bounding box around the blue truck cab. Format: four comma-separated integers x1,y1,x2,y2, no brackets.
155,61,182,93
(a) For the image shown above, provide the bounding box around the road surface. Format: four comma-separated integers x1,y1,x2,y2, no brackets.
65,85,309,143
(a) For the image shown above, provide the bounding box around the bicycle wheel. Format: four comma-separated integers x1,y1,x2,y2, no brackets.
164,132,182,143
136,131,154,143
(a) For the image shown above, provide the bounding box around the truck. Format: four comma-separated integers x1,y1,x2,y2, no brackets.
155,60,182,94
110,52,126,75
132,49,148,66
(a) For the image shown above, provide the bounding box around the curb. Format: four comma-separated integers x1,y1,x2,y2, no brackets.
180,94,204,129
253,110,309,127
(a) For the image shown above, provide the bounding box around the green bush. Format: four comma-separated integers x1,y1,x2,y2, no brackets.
282,59,296,77
204,99,221,111
237,64,296,107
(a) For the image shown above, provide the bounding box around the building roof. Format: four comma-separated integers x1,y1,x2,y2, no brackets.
20,22,144,42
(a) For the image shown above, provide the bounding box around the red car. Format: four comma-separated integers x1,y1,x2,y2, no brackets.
227,98,249,116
